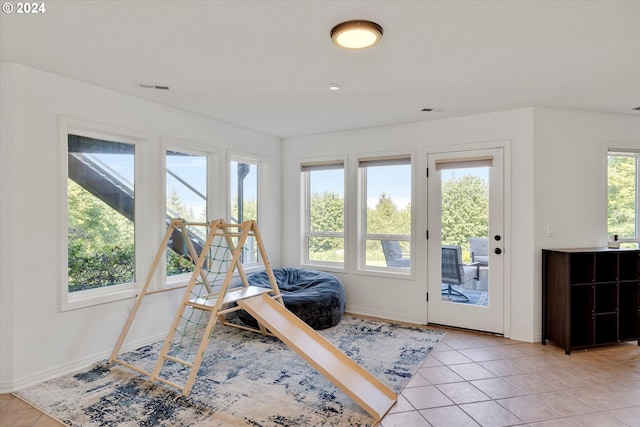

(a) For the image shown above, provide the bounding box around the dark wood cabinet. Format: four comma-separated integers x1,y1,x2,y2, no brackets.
542,248,640,354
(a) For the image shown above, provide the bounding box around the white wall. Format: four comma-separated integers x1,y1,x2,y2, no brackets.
533,108,640,340
282,108,536,340
0,63,282,392
282,108,639,344
2,62,638,393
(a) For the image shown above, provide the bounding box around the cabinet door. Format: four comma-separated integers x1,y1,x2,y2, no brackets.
570,285,594,347
619,282,640,340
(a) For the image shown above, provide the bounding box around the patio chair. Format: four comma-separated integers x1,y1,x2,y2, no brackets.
381,240,410,268
441,245,479,302
469,237,489,266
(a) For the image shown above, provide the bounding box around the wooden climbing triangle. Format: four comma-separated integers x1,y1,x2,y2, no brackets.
110,218,396,422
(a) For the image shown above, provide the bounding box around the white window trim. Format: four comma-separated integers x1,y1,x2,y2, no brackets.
300,156,348,271
161,137,221,290
60,116,151,311
356,150,415,278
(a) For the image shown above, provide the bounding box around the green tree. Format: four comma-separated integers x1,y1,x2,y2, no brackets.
308,191,344,254
67,180,134,291
366,193,411,262
231,198,257,222
167,186,196,221
367,193,410,233
441,174,488,247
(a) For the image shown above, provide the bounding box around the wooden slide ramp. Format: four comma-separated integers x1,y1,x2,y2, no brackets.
237,294,397,421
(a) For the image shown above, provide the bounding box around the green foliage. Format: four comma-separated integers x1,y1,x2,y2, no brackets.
367,193,410,235
308,237,344,262
67,180,135,292
608,155,636,237
167,186,205,223
365,193,411,258
308,191,344,254
166,248,195,276
68,241,134,291
441,174,488,247
310,191,343,232
230,198,257,223
303,172,487,264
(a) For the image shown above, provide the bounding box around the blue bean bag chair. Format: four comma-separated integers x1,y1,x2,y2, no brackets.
237,268,346,330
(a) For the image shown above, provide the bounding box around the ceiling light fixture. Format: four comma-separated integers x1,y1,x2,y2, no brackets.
328,84,340,91
331,20,383,49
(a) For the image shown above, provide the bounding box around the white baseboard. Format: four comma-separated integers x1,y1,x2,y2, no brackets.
508,329,539,343
3,332,167,393
345,304,423,326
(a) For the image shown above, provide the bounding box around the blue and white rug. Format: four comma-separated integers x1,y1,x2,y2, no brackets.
16,316,444,426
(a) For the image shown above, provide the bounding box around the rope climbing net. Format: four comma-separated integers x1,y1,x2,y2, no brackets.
110,218,281,395
169,231,236,361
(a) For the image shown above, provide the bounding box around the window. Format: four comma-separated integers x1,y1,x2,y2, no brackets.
608,149,640,244
359,155,412,271
63,118,150,311
301,161,345,267
67,134,136,293
166,150,208,278
230,157,260,264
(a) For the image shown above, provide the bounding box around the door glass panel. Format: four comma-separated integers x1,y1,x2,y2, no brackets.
440,166,489,306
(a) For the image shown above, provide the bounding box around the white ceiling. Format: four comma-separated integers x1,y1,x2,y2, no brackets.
2,0,639,138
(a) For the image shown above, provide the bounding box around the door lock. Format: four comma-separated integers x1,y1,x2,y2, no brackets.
494,248,502,255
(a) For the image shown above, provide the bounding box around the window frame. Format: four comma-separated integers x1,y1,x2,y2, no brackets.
162,137,220,289
60,117,150,311
228,151,266,271
607,148,640,244
357,152,415,277
300,157,347,270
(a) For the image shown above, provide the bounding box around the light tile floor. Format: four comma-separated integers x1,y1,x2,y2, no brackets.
382,326,640,427
1,326,639,427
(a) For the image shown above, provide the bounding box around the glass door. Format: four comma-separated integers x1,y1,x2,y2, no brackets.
427,148,504,334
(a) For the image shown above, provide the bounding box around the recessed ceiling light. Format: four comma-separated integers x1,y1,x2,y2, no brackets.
331,20,383,49
329,84,340,91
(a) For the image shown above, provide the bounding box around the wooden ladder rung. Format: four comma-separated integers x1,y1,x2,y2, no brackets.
163,355,194,367
155,375,186,391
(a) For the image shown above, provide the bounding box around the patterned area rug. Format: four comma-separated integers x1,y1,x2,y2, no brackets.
16,316,444,426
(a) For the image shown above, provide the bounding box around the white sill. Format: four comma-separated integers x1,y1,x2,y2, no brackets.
62,284,138,311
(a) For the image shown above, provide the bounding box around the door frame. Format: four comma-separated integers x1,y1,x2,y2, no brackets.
422,141,511,337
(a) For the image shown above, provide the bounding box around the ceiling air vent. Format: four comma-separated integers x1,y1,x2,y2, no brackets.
137,83,170,90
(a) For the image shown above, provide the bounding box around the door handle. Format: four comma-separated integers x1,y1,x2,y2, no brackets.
494,248,502,255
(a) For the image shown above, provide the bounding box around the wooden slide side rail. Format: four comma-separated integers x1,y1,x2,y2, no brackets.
238,294,397,421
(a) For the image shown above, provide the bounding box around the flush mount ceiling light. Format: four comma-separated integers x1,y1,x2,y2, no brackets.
331,20,383,49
